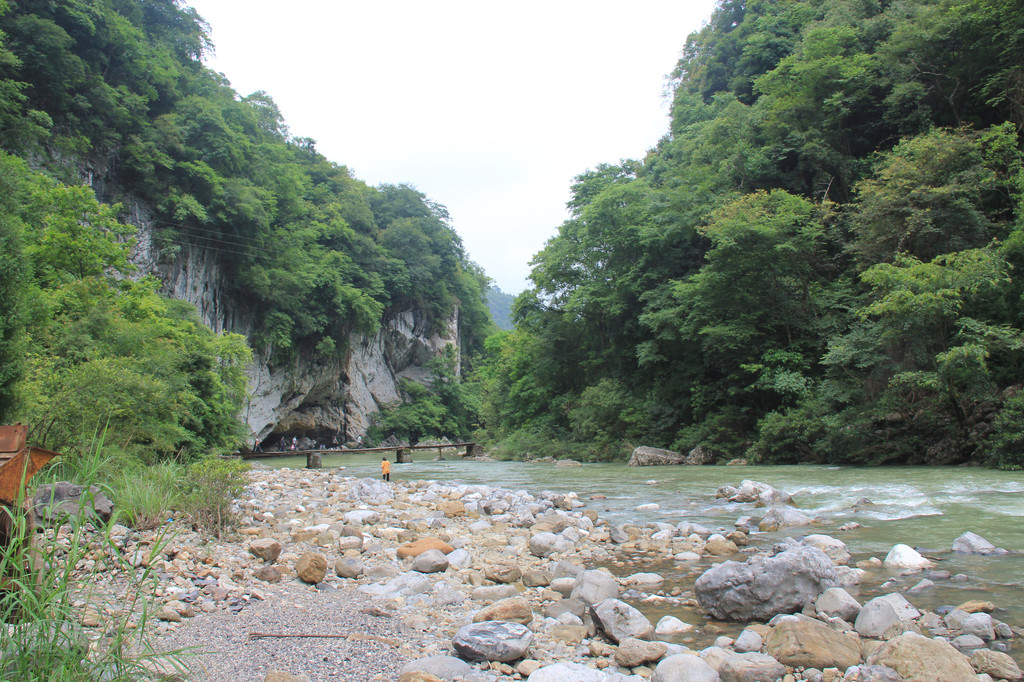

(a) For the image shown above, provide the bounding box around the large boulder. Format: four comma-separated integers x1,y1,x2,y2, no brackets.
411,549,449,573
952,531,996,555
764,618,862,670
452,621,533,662
247,538,282,563
33,483,113,526
883,544,931,569
652,654,720,682
758,506,813,531
970,649,1023,681
628,446,686,466
717,652,787,682
347,477,395,504
802,534,850,565
685,446,717,465
590,598,654,643
814,587,861,622
473,597,533,625
570,569,619,606
614,638,668,668
695,546,836,621
866,632,975,682
854,593,921,638
295,553,327,584
398,655,474,681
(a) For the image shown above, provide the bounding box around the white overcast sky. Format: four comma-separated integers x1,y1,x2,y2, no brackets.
185,1,717,293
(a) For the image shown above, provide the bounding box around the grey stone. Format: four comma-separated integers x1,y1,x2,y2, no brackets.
590,598,654,643
758,506,813,531
614,637,668,667
951,633,986,650
628,446,686,466
398,655,473,680
471,584,518,601
960,612,995,640
718,652,787,682
412,548,449,573
814,587,861,622
452,620,533,662
854,598,901,638
651,654,720,682
840,665,903,682
952,531,996,554
33,483,114,526
571,569,619,606
695,546,836,621
446,548,473,569
733,628,762,653
334,556,363,579
344,509,380,525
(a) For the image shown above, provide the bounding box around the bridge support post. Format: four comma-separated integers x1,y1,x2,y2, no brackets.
396,448,412,464
306,452,322,469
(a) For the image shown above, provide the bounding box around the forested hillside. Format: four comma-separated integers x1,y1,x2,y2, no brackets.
486,287,516,331
0,0,493,458
480,0,1024,468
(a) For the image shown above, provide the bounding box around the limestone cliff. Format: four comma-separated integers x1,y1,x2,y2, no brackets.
120,197,460,443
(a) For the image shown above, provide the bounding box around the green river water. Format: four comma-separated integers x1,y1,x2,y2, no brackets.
253,453,1024,654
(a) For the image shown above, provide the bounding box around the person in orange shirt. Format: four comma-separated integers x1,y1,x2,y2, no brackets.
381,456,391,482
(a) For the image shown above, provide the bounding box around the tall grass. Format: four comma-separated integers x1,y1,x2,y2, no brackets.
0,491,186,679
111,461,184,530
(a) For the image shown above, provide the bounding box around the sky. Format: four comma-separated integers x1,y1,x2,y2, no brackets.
185,1,718,294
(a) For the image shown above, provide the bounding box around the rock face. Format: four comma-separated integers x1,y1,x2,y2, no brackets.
627,446,686,466
123,211,463,442
695,546,836,621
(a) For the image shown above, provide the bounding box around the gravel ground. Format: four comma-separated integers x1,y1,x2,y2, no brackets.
154,581,415,681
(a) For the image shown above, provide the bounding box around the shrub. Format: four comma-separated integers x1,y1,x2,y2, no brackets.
183,457,248,535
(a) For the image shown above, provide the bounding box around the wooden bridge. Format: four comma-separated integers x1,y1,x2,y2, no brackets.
241,442,476,468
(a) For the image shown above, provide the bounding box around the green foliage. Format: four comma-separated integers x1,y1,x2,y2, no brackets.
6,171,251,459
987,389,1024,469
481,0,1024,467
0,152,31,420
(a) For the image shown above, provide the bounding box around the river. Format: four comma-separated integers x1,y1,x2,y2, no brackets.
253,452,1024,653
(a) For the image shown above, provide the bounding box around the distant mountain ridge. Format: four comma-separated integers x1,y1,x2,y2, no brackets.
486,287,516,331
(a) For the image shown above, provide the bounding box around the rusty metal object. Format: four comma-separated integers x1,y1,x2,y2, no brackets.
0,425,58,504
0,425,59,605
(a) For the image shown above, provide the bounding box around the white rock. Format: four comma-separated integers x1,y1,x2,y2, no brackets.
654,615,693,636
883,544,932,569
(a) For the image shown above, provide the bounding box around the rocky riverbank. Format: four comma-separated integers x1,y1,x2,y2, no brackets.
61,467,1024,681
